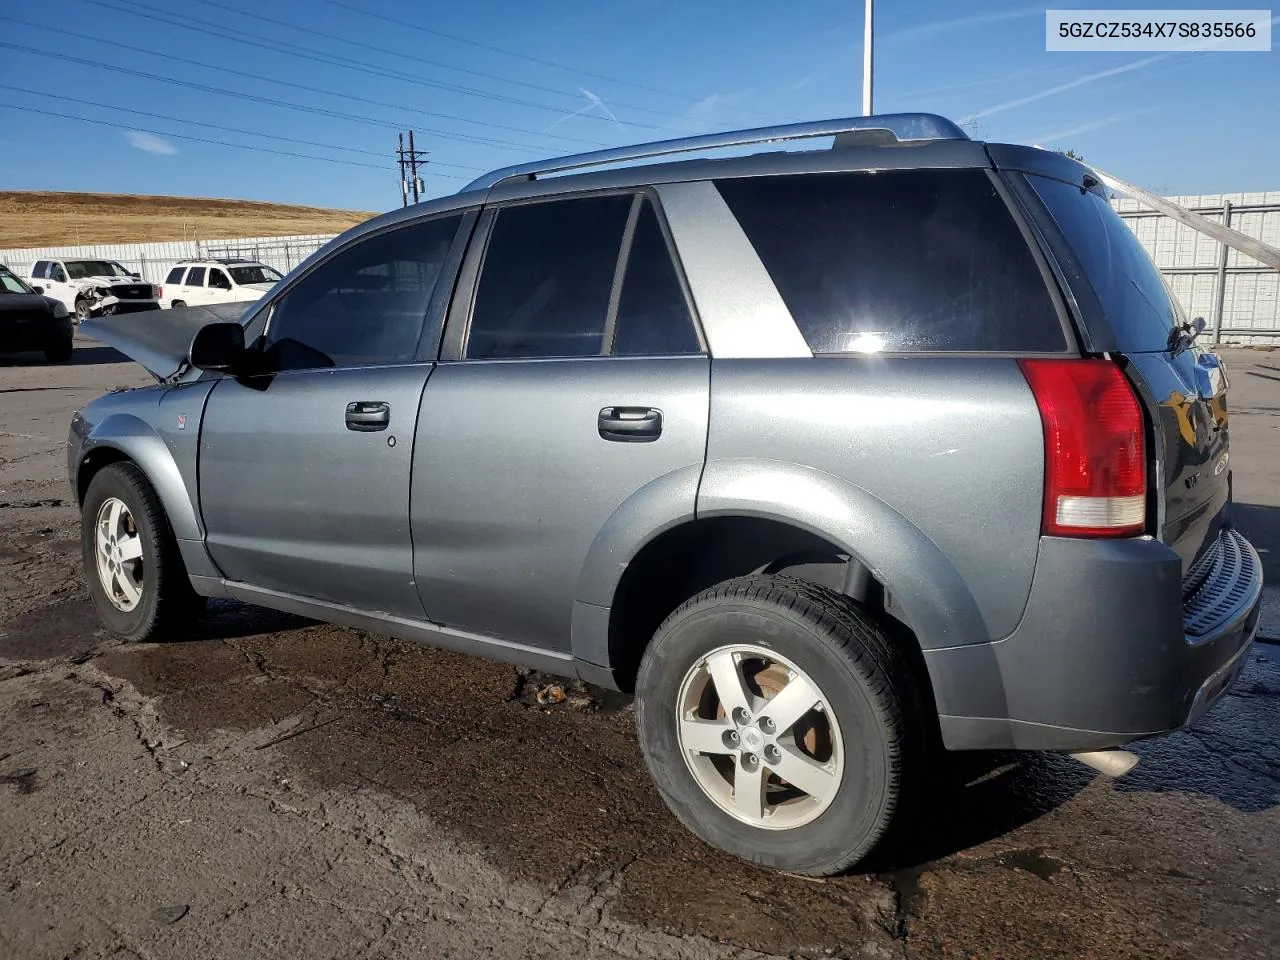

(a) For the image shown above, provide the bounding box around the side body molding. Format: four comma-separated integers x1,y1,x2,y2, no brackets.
697,458,990,654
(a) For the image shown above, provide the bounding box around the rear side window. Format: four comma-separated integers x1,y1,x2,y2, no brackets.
716,170,1065,353
32,261,48,279
186,267,206,286
165,267,186,284
466,194,633,360
612,199,701,356
1028,175,1180,352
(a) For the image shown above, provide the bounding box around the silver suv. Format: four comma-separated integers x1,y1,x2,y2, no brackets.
70,115,1263,876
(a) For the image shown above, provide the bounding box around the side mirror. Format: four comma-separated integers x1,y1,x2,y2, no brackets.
130,272,141,279
32,285,43,294
189,321,246,373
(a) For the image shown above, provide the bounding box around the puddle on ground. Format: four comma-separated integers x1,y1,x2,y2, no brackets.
0,598,100,661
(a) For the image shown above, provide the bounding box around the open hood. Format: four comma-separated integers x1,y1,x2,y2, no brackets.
81,302,255,381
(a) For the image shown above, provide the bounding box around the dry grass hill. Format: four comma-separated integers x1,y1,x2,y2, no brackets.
0,191,378,248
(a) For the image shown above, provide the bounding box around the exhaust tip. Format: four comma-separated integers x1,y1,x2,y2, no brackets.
1069,749,1140,778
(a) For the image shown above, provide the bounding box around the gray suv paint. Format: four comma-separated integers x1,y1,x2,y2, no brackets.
69,115,1263,876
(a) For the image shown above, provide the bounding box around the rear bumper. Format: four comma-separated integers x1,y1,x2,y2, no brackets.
927,529,1262,751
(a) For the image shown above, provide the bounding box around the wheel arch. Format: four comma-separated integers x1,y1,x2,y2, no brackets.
573,458,988,704
76,414,203,541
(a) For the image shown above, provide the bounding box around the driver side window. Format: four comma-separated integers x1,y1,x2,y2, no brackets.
265,214,463,371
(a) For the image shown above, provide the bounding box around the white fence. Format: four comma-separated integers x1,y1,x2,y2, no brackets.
0,234,338,286
2,190,1277,344
1112,192,1280,346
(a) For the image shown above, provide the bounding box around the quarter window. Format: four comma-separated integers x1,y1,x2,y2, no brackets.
465,194,633,360
265,214,462,371
716,170,1065,353
165,267,186,284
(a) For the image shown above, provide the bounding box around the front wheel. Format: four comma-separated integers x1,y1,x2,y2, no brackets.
74,298,93,323
81,462,205,643
44,337,73,363
635,576,925,876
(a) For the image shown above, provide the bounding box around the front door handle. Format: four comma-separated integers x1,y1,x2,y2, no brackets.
598,406,662,443
346,401,390,432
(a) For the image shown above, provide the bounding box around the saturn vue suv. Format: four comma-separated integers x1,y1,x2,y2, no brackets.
68,114,1263,875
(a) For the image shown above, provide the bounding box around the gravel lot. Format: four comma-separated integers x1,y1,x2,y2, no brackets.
2,335,1278,960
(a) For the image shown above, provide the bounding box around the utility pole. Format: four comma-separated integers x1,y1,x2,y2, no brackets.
862,0,874,115
397,130,427,207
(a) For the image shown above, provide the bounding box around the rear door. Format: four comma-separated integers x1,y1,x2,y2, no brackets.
411,191,709,650
1022,172,1230,570
182,266,206,306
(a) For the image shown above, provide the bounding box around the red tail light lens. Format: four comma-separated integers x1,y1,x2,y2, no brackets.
1017,358,1147,538
157,285,164,300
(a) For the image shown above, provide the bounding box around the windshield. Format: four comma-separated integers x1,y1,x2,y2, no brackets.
229,265,284,285
65,260,128,280
0,268,35,294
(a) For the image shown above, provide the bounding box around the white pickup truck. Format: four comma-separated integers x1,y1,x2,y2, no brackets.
27,259,161,322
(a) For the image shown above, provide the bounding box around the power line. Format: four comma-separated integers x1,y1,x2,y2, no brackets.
0,16,612,148
0,102,479,177
190,0,720,127
81,0,666,133
0,83,485,173
327,0,771,117
0,41,555,153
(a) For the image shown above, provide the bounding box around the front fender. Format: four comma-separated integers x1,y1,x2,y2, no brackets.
697,458,990,652
79,412,203,541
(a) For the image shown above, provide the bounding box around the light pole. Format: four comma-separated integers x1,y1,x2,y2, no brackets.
862,0,874,115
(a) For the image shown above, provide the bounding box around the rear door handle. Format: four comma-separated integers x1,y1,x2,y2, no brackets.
598,406,662,442
345,401,390,432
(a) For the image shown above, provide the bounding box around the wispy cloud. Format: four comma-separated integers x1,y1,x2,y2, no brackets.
125,130,177,155
961,54,1172,122
964,13,1279,122
1016,112,1139,146
884,5,1045,42
544,88,625,135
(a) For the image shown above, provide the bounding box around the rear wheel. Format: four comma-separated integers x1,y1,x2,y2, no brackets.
81,463,205,643
44,336,73,363
635,575,925,875
170,300,186,309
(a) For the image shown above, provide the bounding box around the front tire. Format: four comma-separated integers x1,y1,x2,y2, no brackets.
44,336,73,363
74,298,93,323
81,462,205,643
635,575,925,876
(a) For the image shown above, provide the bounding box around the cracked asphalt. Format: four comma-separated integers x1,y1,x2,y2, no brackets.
1,335,1278,960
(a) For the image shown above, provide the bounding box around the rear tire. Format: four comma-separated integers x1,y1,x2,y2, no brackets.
635,575,926,876
170,300,186,309
81,462,206,643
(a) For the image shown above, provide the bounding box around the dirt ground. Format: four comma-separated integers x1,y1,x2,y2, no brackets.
1,337,1278,960
0,192,376,247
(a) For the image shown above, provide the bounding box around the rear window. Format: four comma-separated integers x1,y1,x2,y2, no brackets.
1028,175,1180,352
716,169,1064,353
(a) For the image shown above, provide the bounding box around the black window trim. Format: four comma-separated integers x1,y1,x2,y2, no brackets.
244,207,477,376
440,186,707,364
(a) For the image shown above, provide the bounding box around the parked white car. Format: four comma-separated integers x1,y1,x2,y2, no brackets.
27,259,161,322
161,259,284,309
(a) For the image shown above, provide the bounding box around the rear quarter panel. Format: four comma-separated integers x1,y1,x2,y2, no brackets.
703,357,1047,647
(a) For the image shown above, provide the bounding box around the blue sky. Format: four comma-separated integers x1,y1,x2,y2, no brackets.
0,0,1276,211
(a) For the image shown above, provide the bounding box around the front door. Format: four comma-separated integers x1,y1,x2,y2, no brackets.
412,192,710,650
198,211,467,617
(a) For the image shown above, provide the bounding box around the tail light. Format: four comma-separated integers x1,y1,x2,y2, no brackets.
156,285,163,300
1018,358,1147,538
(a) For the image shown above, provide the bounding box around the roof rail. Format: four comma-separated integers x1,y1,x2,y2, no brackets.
462,113,969,193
